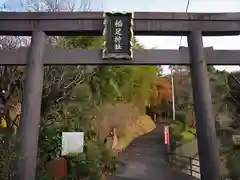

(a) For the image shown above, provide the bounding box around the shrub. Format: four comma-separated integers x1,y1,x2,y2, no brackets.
175,111,188,129
36,99,117,180
188,128,196,136
226,150,240,179
0,133,19,180
180,131,195,142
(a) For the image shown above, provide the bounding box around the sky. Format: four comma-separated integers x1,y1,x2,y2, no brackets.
1,0,240,74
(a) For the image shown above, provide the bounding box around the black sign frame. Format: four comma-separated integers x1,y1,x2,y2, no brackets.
102,12,134,60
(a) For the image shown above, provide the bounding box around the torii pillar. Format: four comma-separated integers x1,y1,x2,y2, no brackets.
187,31,221,180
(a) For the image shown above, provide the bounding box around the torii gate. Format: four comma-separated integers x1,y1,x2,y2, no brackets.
1,11,240,180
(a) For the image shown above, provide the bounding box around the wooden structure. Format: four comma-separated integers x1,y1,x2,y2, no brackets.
1,11,240,180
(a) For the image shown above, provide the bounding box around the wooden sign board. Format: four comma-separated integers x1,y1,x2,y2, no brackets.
102,12,134,60
164,126,170,145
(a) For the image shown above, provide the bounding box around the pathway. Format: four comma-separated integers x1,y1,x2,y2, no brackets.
108,122,198,180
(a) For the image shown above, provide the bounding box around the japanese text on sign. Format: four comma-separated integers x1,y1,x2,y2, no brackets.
114,19,123,51
102,12,133,60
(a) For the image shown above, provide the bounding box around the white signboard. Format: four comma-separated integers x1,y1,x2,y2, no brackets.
61,132,84,156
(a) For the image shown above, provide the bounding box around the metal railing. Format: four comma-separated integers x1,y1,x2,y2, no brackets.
168,152,200,178
167,153,238,180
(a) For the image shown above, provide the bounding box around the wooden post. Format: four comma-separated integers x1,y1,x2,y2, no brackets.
187,31,221,180
17,30,46,180
189,157,192,176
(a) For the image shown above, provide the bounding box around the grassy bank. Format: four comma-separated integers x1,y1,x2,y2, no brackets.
91,102,156,150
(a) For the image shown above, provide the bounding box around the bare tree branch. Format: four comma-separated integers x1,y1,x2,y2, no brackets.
0,0,94,130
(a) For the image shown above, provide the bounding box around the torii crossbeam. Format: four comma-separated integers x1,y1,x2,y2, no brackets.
0,45,240,65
